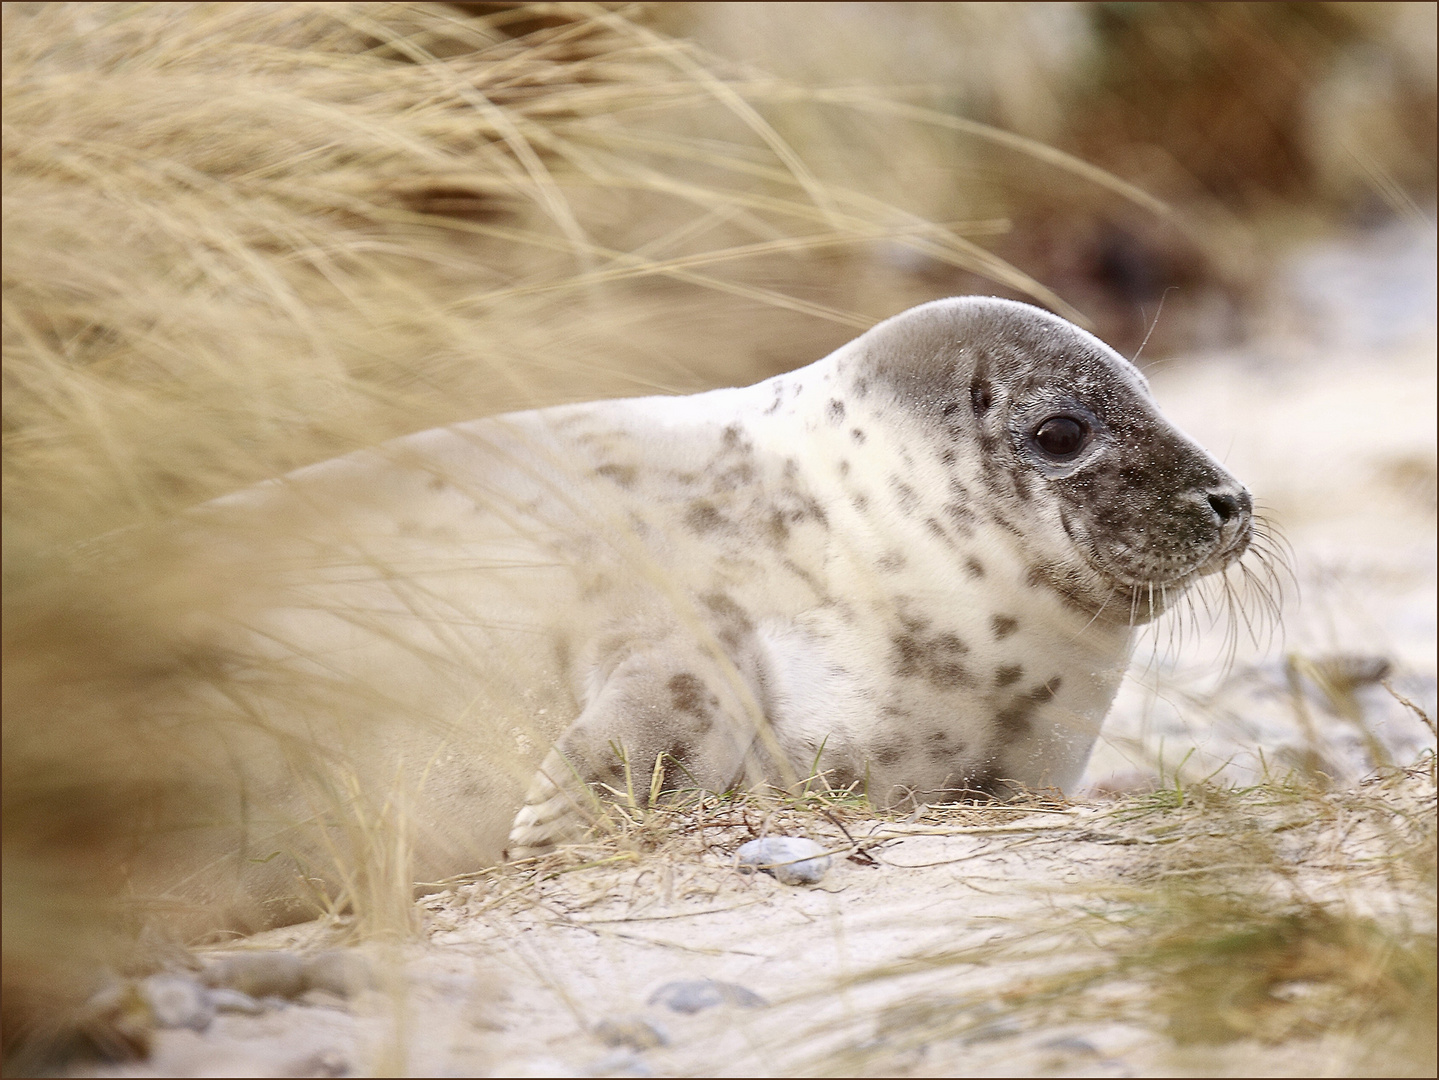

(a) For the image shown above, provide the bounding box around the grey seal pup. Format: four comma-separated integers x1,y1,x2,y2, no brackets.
173,296,1263,922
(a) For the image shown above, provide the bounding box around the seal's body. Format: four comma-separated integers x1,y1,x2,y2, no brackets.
181,297,1252,917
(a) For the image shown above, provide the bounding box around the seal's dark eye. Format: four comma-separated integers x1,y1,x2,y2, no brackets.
1034,416,1087,459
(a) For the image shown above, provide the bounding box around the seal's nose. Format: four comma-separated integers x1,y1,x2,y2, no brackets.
1207,487,1252,550
1207,491,1241,523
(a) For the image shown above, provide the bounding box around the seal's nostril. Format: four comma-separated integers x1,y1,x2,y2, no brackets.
1208,491,1241,523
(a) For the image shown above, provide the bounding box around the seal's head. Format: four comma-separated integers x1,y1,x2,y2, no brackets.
856,296,1256,624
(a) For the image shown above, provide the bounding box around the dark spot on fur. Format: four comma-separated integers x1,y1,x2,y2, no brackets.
873,741,906,767
721,423,753,454
427,476,448,492
766,510,790,547
939,448,956,465
971,380,993,414
991,614,1019,639
702,592,754,632
595,463,637,488
877,551,907,573
890,477,919,515
965,558,985,578
929,739,968,763
1027,676,1062,703
711,461,756,491
685,500,724,533
782,557,827,599
929,665,971,690
924,517,954,547
990,513,1023,538
892,629,974,690
827,398,846,423
798,494,829,528
851,428,866,444
668,673,711,717
995,706,1032,739
852,492,869,512
995,664,1023,687
838,460,851,477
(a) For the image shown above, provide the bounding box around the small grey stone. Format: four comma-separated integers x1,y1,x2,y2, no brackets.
1039,1035,1099,1056
142,974,213,1031
207,987,265,1015
587,1050,652,1077
962,1020,1021,1044
205,951,307,998
736,836,831,884
593,1015,669,1050
290,1048,350,1077
647,979,767,1014
303,950,373,998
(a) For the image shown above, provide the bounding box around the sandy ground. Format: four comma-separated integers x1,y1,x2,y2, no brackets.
95,773,1435,1078
85,223,1437,1078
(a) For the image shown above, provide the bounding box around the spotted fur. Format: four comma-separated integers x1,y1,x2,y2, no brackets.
199,297,1258,876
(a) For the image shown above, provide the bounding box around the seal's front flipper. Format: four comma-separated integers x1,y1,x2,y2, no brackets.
506,645,768,859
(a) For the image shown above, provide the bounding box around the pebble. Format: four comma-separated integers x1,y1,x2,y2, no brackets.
1038,1035,1100,1056
587,1050,652,1077
735,836,831,884
141,974,213,1031
303,950,374,998
593,1015,670,1050
646,979,767,1015
200,948,373,1003
204,951,306,999
208,987,266,1015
